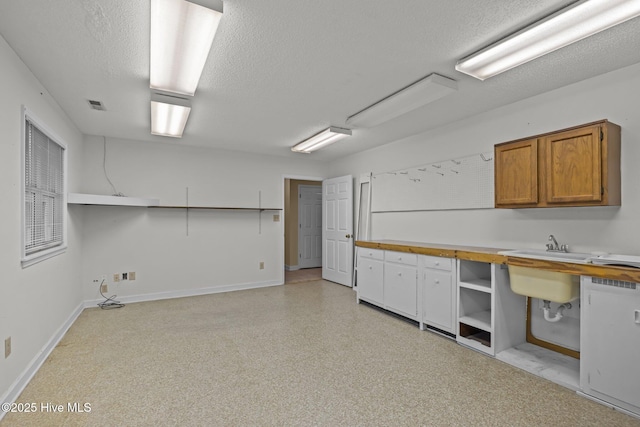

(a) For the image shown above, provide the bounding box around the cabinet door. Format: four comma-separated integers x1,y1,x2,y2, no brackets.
582,285,640,410
495,139,538,207
544,125,602,204
384,263,417,317
423,269,454,333
357,258,384,305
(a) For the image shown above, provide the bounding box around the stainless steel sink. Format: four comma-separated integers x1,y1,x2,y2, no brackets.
499,249,592,264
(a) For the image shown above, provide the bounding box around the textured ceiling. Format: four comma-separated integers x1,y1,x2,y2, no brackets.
1,1,640,161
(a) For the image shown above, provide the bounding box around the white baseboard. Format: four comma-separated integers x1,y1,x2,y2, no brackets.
1,279,283,420
84,279,283,307
576,391,640,420
0,301,85,422
285,265,299,271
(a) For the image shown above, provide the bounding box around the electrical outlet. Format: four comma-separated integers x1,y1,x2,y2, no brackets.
129,271,136,281
113,273,120,282
273,214,280,222
259,262,264,270
122,272,128,280
5,337,11,359
101,284,108,293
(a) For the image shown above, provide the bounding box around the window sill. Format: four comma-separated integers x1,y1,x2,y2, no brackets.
22,246,67,268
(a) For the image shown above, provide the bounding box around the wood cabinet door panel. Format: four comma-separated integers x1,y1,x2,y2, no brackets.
495,139,538,206
545,126,602,203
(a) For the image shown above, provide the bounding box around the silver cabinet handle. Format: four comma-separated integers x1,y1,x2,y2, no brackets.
435,280,440,284
398,273,402,277
635,310,640,324
369,266,372,270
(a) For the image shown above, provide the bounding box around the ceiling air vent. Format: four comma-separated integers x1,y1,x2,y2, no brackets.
88,99,105,111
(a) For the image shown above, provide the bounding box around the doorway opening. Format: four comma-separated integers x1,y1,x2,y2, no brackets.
283,177,323,283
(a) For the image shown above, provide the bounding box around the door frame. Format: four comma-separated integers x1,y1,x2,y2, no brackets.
281,174,324,280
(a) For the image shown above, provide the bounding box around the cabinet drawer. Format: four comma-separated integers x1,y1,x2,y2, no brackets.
358,248,384,261
385,251,418,266
420,255,453,271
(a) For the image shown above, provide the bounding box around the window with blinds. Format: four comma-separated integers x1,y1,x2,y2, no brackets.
22,109,67,266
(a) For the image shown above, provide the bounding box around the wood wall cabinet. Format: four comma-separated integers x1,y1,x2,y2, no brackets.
495,120,621,208
495,139,538,206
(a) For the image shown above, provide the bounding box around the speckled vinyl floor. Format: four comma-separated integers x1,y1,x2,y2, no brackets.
2,280,639,426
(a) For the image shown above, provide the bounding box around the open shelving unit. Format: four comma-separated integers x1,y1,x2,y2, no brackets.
457,259,526,356
69,189,282,235
458,260,494,352
148,189,281,235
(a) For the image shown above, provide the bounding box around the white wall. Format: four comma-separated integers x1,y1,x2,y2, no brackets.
330,61,640,256
79,136,327,302
0,35,84,402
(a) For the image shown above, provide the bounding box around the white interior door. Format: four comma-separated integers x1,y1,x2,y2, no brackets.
298,185,322,269
322,175,353,287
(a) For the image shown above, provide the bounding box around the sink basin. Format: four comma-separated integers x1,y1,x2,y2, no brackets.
499,249,592,264
508,265,580,303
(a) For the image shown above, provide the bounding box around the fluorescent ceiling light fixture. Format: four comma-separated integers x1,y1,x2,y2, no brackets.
291,127,352,153
346,73,458,128
150,0,223,95
455,0,640,80
151,93,192,138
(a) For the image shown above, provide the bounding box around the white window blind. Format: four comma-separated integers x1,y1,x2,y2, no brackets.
22,110,66,266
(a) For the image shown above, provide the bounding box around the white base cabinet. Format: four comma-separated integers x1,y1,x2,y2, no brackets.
358,249,458,326
356,244,640,418
356,248,384,305
421,255,456,334
580,276,640,417
384,251,418,318
356,249,418,321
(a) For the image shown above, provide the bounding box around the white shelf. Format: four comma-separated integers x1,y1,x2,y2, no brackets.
459,278,492,293
459,309,492,331
496,343,580,391
68,193,159,207
150,205,281,211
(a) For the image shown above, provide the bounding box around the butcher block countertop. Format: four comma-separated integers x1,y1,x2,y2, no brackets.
356,240,640,283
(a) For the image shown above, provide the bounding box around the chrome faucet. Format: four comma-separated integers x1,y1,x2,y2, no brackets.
546,234,569,253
